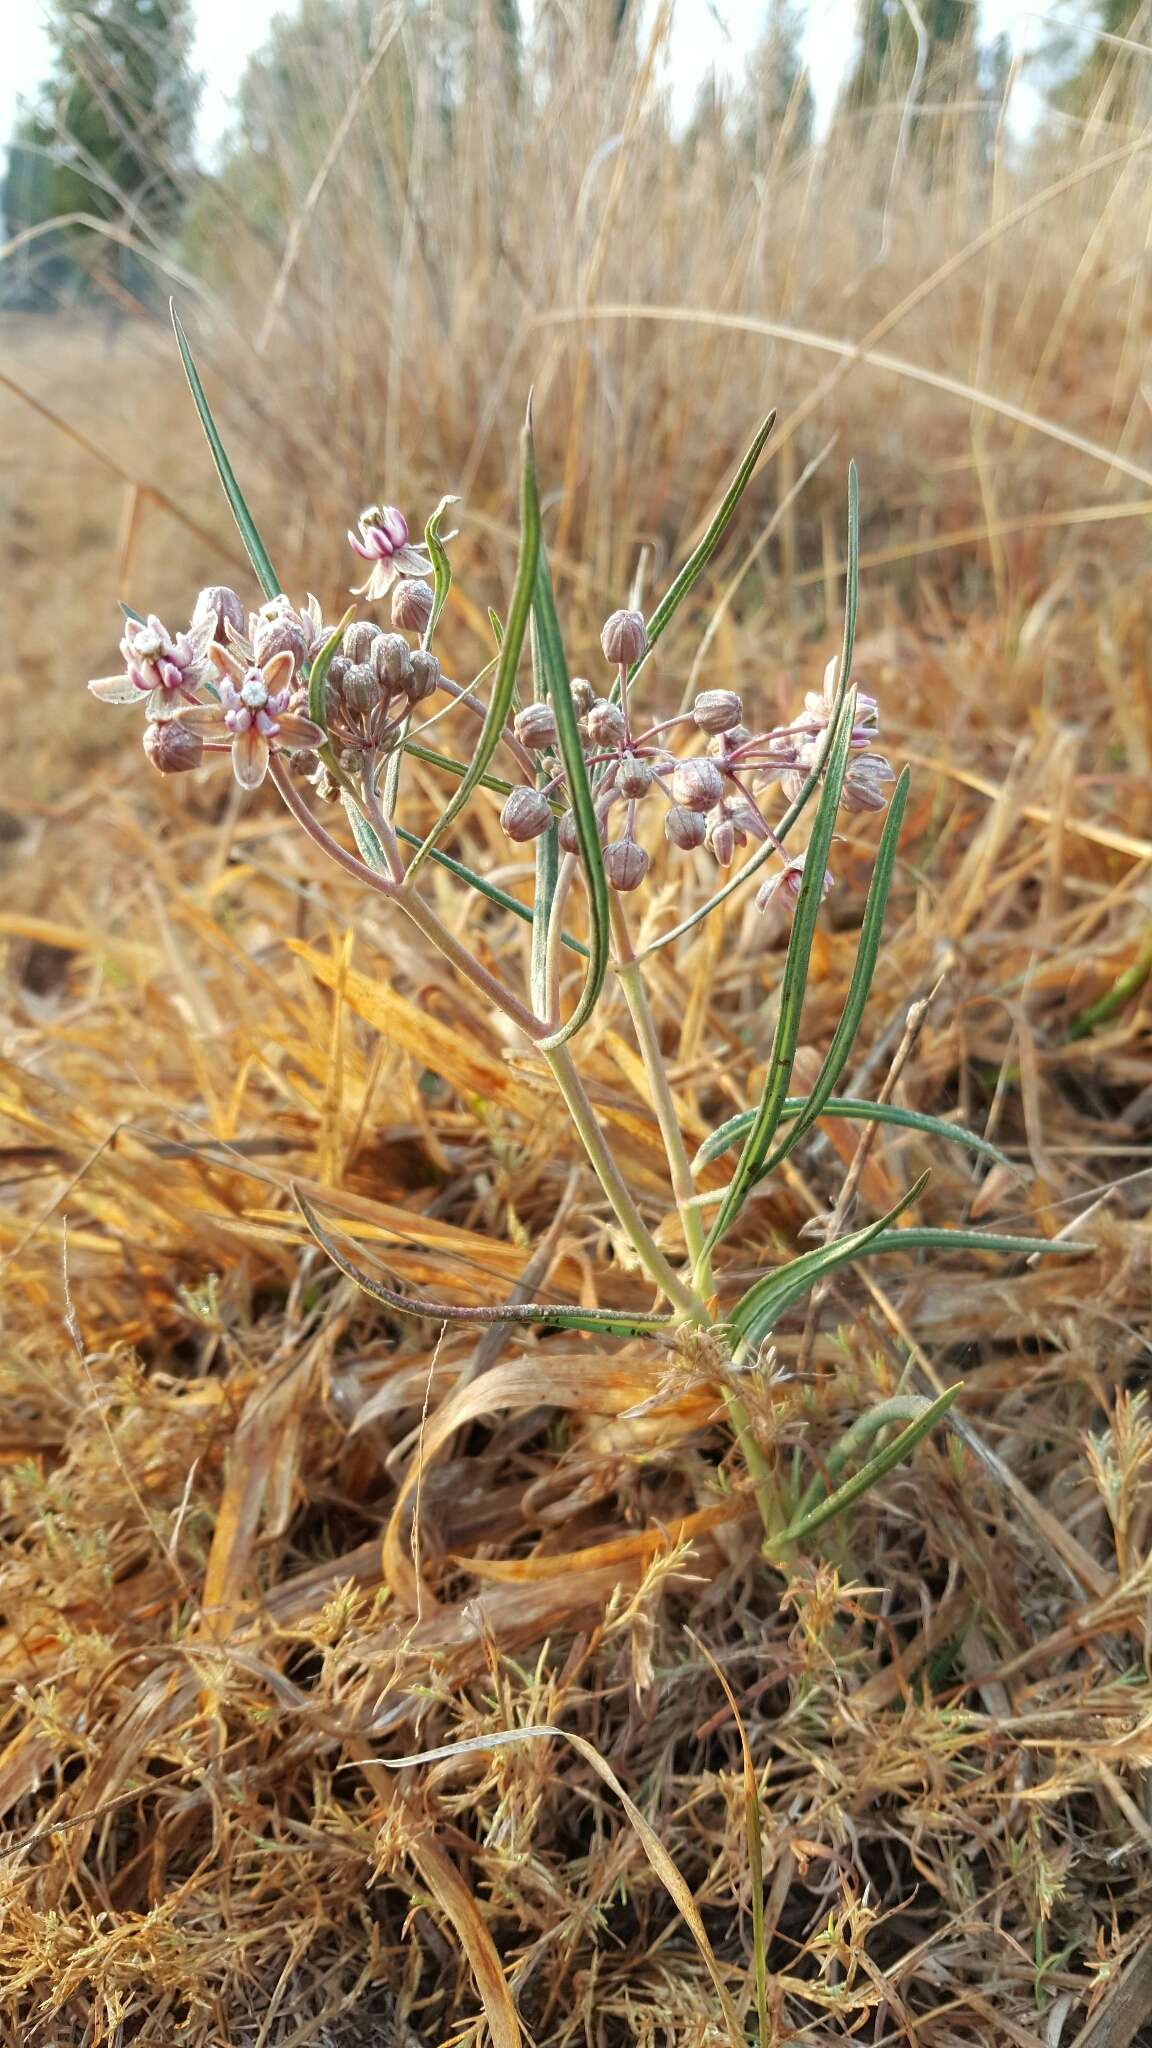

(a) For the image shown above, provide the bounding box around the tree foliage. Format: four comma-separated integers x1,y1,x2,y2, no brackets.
2,0,199,298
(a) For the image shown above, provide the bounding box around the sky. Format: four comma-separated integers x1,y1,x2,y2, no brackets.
0,1,1093,171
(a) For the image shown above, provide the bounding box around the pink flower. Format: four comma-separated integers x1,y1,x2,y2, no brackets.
348,505,432,602
174,647,323,789
755,849,834,914
88,613,215,722
798,655,879,745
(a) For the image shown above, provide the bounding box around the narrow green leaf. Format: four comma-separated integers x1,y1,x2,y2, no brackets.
529,608,560,1016
391,825,588,955
488,608,504,647
294,1186,671,1337
759,768,910,1179
696,1094,1012,1174
838,459,861,683
767,1386,960,1554
403,740,515,800
627,411,776,694
344,794,389,871
171,304,280,600
637,464,860,962
730,1172,930,1349
308,619,346,732
702,685,859,1258
423,494,458,648
864,1226,1090,1258
405,425,539,882
531,537,611,1050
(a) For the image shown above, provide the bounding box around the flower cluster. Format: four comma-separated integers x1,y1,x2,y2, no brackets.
88,589,333,788
320,621,442,765
86,526,447,790
86,496,891,915
496,615,891,906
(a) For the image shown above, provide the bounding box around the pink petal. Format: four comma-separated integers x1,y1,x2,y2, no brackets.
393,544,432,578
87,674,139,704
174,704,230,740
262,650,294,694
231,727,270,789
348,530,374,561
276,714,324,750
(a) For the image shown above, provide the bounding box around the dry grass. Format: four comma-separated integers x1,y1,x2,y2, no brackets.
4,8,1152,2044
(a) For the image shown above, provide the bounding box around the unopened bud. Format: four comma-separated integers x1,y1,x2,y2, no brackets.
604,837,650,892
501,786,552,842
253,602,307,668
756,852,834,914
323,655,349,722
841,752,894,814
558,809,580,854
670,757,724,812
143,718,203,774
584,699,626,748
373,633,414,689
569,677,595,716
693,689,743,734
192,585,245,647
406,649,441,703
600,609,648,667
514,702,558,750
343,620,382,664
616,753,654,799
665,804,707,850
341,662,381,717
707,723,753,760
706,806,737,867
391,578,434,635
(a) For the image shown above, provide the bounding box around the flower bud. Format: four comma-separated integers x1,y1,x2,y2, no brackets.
343,619,382,665
373,633,414,690
514,702,558,750
391,578,434,635
616,753,653,799
604,837,650,892
670,757,724,812
706,806,737,867
341,662,381,717
501,786,552,842
558,809,580,854
323,656,349,723
192,585,245,647
693,689,743,734
600,609,648,667
665,804,707,850
406,649,441,703
143,718,203,774
841,752,894,814
253,601,308,669
569,677,595,716
584,699,626,748
756,852,834,914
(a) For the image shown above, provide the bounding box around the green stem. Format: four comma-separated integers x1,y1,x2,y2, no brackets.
610,900,712,1293
396,882,545,1042
792,1395,930,1523
543,1042,705,1322
723,1387,788,1539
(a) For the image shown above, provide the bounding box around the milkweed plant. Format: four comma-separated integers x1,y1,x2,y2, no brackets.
86,311,1083,1552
